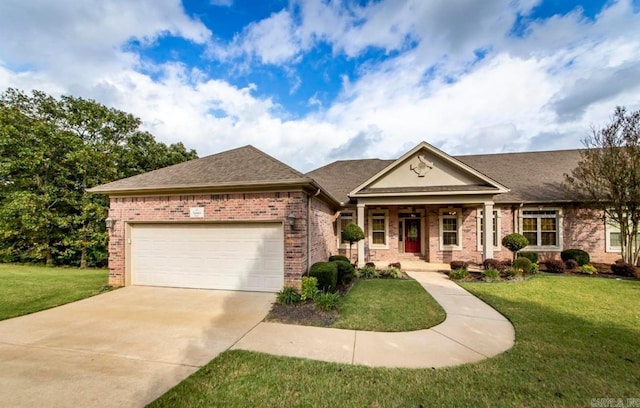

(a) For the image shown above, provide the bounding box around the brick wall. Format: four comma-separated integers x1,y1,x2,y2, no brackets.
309,197,336,266
107,191,308,288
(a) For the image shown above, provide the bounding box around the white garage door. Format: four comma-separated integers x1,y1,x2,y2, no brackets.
130,223,284,292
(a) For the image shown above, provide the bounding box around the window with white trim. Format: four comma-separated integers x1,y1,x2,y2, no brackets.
605,219,640,253
337,211,354,248
439,208,462,250
521,209,561,249
477,209,501,251
368,210,389,249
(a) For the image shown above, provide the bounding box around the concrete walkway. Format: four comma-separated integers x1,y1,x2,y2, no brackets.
234,271,515,368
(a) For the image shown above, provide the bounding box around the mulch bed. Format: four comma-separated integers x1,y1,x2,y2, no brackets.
265,301,338,327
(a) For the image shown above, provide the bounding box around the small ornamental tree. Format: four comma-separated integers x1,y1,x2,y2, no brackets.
502,233,529,261
341,222,364,264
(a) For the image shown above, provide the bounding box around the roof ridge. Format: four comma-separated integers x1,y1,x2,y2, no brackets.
246,145,305,178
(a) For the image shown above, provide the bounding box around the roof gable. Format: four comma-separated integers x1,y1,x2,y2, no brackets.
89,145,309,194
350,142,509,197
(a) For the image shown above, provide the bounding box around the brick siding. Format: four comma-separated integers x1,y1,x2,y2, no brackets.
309,197,336,266
107,191,308,288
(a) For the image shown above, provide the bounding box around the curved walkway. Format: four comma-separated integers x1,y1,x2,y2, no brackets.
233,271,515,368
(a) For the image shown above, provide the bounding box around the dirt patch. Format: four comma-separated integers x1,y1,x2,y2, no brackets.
265,301,338,327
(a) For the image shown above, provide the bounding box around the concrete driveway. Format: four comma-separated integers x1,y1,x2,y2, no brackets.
0,286,274,408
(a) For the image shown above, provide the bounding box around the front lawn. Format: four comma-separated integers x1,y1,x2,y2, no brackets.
0,264,109,320
150,276,640,407
332,278,445,331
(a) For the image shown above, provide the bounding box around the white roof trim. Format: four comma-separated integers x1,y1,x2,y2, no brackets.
348,141,510,198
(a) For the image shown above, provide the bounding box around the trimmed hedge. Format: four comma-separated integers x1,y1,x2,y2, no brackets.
450,260,469,270
309,262,338,292
332,260,356,285
519,251,539,264
611,260,637,277
545,259,565,273
513,257,533,274
561,249,590,266
328,255,350,263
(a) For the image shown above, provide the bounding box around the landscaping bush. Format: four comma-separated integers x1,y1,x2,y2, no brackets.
328,255,350,263
561,249,590,266
314,292,340,311
611,260,637,277
565,259,578,270
357,265,378,279
388,262,401,269
300,276,319,301
513,257,533,274
449,269,469,280
450,260,469,270
545,259,565,273
276,286,300,304
482,258,502,270
502,233,529,260
379,267,402,279
482,268,500,281
530,262,539,275
332,260,356,285
309,262,338,292
502,267,518,278
365,262,376,269
519,251,539,264
580,264,598,275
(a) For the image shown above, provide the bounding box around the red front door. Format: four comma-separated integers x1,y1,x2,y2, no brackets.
404,219,421,253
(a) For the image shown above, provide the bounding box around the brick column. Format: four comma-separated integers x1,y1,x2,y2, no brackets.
357,203,366,267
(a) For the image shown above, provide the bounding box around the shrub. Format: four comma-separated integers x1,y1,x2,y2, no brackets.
277,286,300,304
561,249,590,266
449,268,469,280
388,262,401,269
309,262,338,292
545,259,565,273
502,267,518,278
565,259,578,270
482,258,502,270
512,257,533,274
482,268,500,281
611,260,637,277
314,292,340,311
450,260,469,270
358,265,379,279
530,263,539,275
580,264,598,275
519,251,539,264
502,233,529,260
380,267,402,279
365,262,376,269
332,260,356,285
328,255,350,263
300,276,319,301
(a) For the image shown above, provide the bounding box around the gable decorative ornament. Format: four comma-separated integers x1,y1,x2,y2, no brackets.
409,155,434,177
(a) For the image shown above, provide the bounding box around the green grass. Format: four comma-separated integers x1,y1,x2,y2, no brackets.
150,276,640,408
0,264,109,320
333,278,446,331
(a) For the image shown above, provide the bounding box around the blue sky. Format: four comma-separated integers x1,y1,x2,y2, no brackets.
1,0,640,171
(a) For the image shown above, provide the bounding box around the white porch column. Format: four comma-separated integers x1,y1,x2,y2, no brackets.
357,203,366,267
483,202,494,260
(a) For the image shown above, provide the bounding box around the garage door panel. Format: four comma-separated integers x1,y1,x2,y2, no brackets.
130,223,284,292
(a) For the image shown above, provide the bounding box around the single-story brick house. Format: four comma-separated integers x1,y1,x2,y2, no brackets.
90,141,621,292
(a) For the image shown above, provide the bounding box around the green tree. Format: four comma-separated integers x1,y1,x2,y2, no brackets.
0,88,198,267
565,107,640,265
341,222,365,264
502,233,529,261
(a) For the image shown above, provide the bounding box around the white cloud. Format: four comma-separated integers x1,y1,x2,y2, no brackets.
209,10,301,65
1,0,640,175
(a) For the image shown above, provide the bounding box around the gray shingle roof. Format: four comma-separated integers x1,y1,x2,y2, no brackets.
306,149,583,204
90,145,309,194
